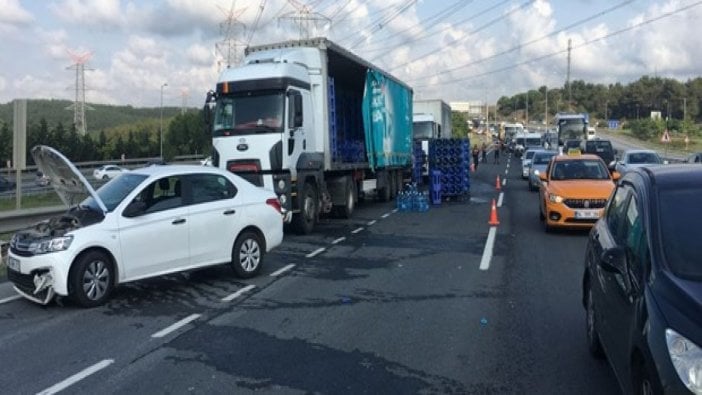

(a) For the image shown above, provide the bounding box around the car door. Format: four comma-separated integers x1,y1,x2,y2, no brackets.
603,191,650,376
186,173,242,266
118,175,190,280
590,184,631,356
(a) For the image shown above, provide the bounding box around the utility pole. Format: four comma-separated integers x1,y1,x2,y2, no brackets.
544,86,548,126
280,0,330,39
566,38,572,110
216,1,248,70
160,82,168,159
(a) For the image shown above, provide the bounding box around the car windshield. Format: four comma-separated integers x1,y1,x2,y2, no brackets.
586,141,612,151
213,92,285,136
525,151,536,160
551,160,609,180
658,187,702,280
533,152,556,165
81,173,148,212
628,152,661,164
526,138,541,146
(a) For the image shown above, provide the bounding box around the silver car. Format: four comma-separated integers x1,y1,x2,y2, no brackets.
528,150,557,191
614,149,664,176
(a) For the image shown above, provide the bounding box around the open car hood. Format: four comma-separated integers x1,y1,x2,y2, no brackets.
31,145,107,214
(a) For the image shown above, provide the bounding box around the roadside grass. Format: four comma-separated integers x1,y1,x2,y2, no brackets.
598,129,700,159
0,193,63,212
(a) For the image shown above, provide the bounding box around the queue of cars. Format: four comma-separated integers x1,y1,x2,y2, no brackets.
517,137,701,394
6,146,285,307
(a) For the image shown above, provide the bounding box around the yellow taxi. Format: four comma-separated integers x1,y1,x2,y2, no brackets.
538,152,620,231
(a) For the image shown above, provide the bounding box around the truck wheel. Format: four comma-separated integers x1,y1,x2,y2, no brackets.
337,178,355,219
395,170,404,194
378,171,391,202
389,171,397,199
69,250,114,308
292,182,317,234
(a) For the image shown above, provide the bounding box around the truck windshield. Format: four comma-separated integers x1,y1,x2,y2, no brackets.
558,119,586,141
213,93,284,136
413,121,433,139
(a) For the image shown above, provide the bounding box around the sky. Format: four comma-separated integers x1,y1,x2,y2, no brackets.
1,0,701,108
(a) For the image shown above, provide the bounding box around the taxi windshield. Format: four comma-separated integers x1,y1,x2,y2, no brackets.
551,159,609,180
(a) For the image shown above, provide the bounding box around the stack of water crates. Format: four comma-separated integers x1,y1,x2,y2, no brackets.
411,140,425,184
429,138,471,200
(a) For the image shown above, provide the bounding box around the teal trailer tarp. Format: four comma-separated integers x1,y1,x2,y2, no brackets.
362,70,413,171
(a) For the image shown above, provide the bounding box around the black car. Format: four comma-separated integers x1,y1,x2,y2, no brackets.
585,139,616,165
684,152,702,163
0,174,16,192
583,165,702,394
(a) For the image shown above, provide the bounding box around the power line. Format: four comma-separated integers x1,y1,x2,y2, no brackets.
335,2,409,44
246,0,267,46
412,0,702,90
348,0,419,49
404,0,635,83
384,0,533,72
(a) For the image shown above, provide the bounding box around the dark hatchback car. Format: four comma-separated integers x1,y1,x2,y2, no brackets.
583,165,702,394
0,174,16,192
585,139,616,165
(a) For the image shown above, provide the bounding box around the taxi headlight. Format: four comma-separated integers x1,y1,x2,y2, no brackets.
666,328,702,393
549,193,564,203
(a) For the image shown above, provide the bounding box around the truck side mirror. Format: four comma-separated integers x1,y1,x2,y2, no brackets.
203,90,216,132
288,92,303,128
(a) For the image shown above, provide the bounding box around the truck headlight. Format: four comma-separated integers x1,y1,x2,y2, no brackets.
549,193,563,203
666,328,702,393
29,236,74,255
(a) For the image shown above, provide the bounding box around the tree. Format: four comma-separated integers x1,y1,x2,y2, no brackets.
451,111,468,137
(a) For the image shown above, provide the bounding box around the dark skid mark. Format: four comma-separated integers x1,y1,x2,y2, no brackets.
348,233,478,255
166,325,469,394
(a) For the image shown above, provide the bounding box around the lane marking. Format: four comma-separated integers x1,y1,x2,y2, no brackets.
270,264,296,276
502,178,507,186
391,208,398,213
37,359,114,395
479,227,498,271
497,192,504,208
381,213,390,219
505,169,509,175
306,248,326,258
0,295,21,304
221,284,256,302
331,237,346,245
351,227,364,234
367,220,377,226
151,314,201,338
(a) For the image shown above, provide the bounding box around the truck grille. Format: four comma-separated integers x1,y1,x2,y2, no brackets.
564,198,607,209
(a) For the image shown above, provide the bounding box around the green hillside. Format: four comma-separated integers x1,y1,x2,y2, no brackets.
0,99,188,133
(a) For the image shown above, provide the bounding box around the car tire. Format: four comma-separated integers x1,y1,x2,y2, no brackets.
230,230,264,278
292,182,317,234
69,250,114,307
585,285,605,358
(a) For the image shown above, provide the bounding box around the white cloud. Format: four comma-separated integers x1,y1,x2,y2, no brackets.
50,0,124,29
0,0,33,25
186,44,213,66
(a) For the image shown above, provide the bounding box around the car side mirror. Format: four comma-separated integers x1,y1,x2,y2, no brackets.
123,201,147,218
539,172,548,181
611,171,620,181
599,246,626,274
608,161,617,171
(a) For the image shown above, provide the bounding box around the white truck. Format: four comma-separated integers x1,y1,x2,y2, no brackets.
203,38,414,234
412,99,452,177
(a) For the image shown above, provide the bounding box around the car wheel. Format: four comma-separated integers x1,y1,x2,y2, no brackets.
585,284,605,358
292,182,317,234
230,230,264,278
69,250,114,307
102,175,109,180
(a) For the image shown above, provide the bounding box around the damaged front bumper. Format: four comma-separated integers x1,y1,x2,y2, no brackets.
8,268,56,305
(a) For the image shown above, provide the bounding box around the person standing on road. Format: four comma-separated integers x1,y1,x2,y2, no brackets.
481,143,487,163
472,144,480,171
494,142,500,164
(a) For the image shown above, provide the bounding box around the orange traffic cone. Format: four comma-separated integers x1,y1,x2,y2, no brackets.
488,199,500,226
495,175,501,191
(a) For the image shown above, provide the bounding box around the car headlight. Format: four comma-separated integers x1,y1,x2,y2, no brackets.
549,193,563,203
666,328,702,393
29,235,74,255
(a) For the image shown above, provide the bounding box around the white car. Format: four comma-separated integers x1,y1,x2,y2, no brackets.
614,149,664,176
7,146,284,307
521,149,541,178
93,165,127,180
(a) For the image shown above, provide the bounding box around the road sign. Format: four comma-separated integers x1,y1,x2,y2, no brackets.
608,119,619,129
661,130,671,143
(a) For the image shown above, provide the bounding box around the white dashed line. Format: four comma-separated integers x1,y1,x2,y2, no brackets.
392,208,398,213
381,213,390,218
306,248,326,258
505,169,509,175
37,359,114,395
151,314,201,338
479,227,498,271
367,220,377,226
502,178,507,186
351,227,364,234
497,192,504,208
331,237,346,245
0,295,21,304
221,284,256,302
270,264,296,276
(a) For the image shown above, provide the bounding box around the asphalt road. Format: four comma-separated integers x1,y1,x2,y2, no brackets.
0,152,621,394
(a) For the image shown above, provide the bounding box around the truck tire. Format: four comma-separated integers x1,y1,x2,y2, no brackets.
378,171,391,202
389,171,397,199
396,170,404,194
337,178,355,219
292,182,317,234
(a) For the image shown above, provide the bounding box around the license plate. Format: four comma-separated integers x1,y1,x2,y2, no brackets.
575,210,600,219
7,256,20,272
